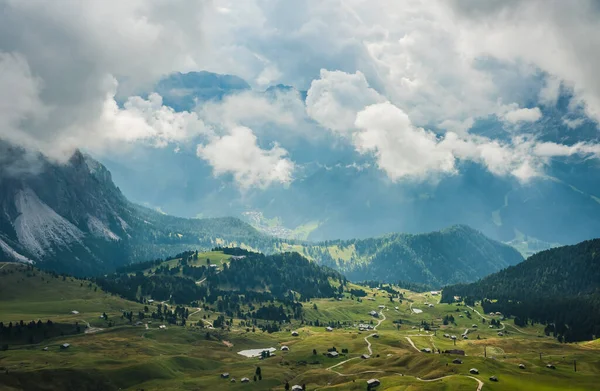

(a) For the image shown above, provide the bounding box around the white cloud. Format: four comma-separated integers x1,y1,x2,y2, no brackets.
306,70,385,133
3,0,600,188
562,117,585,129
0,0,207,160
199,90,302,128
196,126,295,188
445,0,600,124
353,102,456,180
501,106,543,124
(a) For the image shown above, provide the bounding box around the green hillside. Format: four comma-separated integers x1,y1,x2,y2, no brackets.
442,239,600,342
279,225,523,286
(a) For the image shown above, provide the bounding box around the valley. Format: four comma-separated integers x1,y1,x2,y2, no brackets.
1,250,598,391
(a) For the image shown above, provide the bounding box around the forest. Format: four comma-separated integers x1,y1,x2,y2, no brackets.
442,239,600,342
94,249,345,324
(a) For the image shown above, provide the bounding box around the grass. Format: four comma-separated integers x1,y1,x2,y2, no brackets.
0,264,599,391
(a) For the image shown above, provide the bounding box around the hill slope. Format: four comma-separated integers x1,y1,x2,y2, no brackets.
286,225,523,286
442,239,600,341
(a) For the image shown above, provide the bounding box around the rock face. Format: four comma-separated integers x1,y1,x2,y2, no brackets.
0,142,263,275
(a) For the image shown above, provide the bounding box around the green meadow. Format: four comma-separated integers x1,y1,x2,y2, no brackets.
0,262,599,391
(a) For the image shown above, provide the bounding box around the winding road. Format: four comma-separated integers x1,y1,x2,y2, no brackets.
365,309,386,354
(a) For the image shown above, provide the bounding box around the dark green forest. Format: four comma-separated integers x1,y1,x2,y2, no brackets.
442,239,600,342
94,249,345,325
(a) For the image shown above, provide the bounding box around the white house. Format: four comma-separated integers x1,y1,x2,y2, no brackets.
326,326,333,332
367,378,381,388
281,346,289,351
291,331,299,336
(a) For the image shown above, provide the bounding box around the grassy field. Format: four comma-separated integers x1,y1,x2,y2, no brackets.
0,262,599,390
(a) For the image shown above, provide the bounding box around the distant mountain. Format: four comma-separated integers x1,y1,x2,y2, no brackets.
0,142,272,276
0,142,523,287
154,71,250,111
442,239,600,342
282,225,524,286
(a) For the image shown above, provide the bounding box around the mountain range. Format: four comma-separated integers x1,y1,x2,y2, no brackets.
0,141,521,284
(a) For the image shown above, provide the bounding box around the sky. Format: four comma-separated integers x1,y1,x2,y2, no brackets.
1,0,600,189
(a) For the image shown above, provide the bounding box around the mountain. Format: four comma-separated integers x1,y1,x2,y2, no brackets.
442,239,600,341
0,142,272,276
282,225,523,286
0,142,523,286
154,71,250,111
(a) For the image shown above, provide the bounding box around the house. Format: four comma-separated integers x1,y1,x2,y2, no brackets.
428,304,434,308
519,364,526,369
394,306,399,310
42,347,48,351
546,364,556,369
71,310,79,315
135,321,143,326
291,331,299,336
241,377,250,383
453,296,461,301
147,299,154,303
326,326,333,332
469,368,479,374
60,343,70,350
372,333,379,338
489,325,494,328
327,351,339,358
497,332,504,336
451,335,457,340
231,255,246,260
230,378,236,383
495,312,502,316
378,305,385,309
361,354,370,359
209,264,218,268
367,378,381,389
443,334,450,338
444,349,465,355
430,291,440,295
281,346,289,351
221,373,229,379
452,359,463,364
489,376,498,382
421,348,432,353
369,310,379,317
472,324,478,328
462,335,469,339
159,325,167,329
292,385,303,391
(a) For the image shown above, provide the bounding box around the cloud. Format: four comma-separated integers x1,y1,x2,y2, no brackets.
306,70,385,133
501,106,543,124
0,0,206,160
199,89,302,129
196,126,295,188
3,0,600,189
445,0,600,124
353,102,456,180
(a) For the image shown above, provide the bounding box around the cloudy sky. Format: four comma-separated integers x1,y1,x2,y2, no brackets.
1,0,600,188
